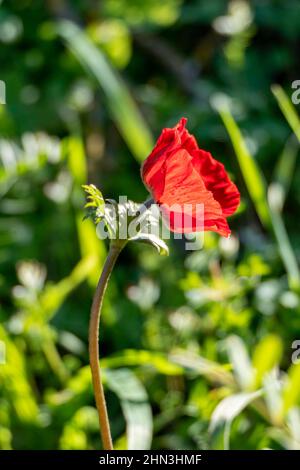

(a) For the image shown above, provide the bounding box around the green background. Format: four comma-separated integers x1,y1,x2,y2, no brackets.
1,0,300,450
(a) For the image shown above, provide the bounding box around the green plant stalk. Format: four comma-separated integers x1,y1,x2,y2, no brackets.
218,106,271,229
89,242,125,450
272,85,300,143
42,337,69,384
269,205,300,291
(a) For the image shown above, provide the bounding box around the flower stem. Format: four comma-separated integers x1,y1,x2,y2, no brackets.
89,243,124,450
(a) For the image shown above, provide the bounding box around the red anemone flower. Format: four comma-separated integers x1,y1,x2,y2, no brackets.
141,118,240,237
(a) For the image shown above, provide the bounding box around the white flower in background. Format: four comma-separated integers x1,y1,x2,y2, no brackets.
213,0,253,36
127,277,160,311
16,260,47,292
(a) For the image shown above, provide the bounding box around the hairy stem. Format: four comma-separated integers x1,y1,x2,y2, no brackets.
89,243,124,450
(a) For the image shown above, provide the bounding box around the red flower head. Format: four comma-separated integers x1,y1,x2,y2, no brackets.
141,118,240,237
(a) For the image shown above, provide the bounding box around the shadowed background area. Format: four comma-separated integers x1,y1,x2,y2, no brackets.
1,0,300,450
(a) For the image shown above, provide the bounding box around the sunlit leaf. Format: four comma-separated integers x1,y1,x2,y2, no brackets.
215,100,271,228
287,407,300,445
263,369,283,425
209,391,262,449
170,350,234,386
39,255,98,321
58,21,154,162
226,335,254,390
65,135,87,184
282,365,300,415
102,349,183,375
252,334,283,389
0,325,39,423
65,135,107,288
105,368,153,450
59,406,99,450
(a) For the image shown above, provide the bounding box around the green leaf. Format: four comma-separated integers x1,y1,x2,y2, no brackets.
169,350,234,386
39,255,98,321
131,233,169,256
88,195,169,255
270,408,300,450
0,325,39,423
252,334,283,388
272,85,300,143
129,202,169,255
272,135,299,206
209,391,262,449
268,135,300,289
102,349,183,375
65,135,87,184
59,407,99,450
47,350,182,422
263,370,283,424
282,364,300,415
65,135,107,288
82,184,106,224
214,98,300,291
82,184,105,210
215,101,271,229
76,214,107,288
226,335,254,390
268,184,300,291
58,20,154,162
105,368,153,450
287,408,300,445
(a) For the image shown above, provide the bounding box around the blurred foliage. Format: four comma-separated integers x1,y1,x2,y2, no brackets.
1,0,300,450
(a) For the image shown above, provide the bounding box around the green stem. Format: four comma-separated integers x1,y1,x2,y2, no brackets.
42,337,69,384
89,243,124,450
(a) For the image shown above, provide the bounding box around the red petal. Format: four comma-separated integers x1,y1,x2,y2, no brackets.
141,118,239,237
191,149,240,217
176,117,199,153
141,127,180,201
176,119,239,217
159,149,231,236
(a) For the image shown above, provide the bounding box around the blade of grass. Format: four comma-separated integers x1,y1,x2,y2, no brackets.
215,101,300,291
102,349,183,375
268,184,300,291
272,135,299,205
58,20,154,162
63,135,107,287
64,132,116,324
272,85,300,143
216,102,272,229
